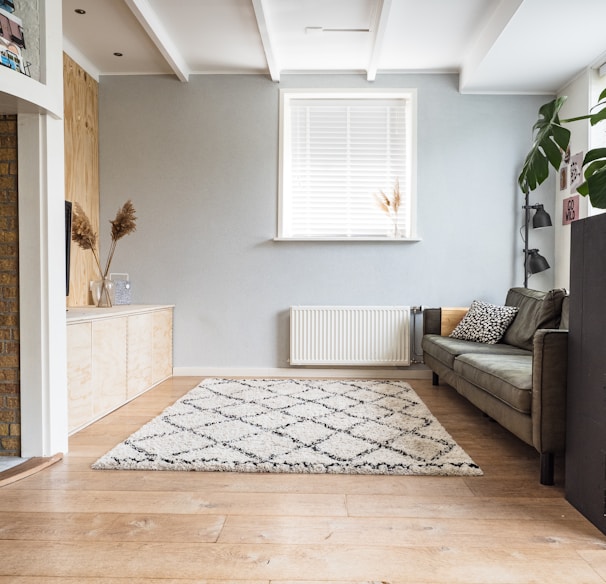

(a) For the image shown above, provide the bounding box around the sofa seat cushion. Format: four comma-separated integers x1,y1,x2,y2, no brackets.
422,334,530,369
453,353,533,414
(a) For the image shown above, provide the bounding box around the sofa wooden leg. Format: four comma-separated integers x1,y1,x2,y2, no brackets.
432,372,439,386
540,452,555,486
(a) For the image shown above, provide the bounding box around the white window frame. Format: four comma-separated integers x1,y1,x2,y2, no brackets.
277,88,418,241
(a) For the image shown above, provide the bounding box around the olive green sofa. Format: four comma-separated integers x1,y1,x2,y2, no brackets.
422,287,568,485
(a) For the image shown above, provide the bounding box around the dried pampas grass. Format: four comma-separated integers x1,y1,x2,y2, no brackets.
110,200,137,242
105,200,137,277
71,199,137,283
373,178,401,218
373,178,403,237
72,203,97,251
72,202,102,276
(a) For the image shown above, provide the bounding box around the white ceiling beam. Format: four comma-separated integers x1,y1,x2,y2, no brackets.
252,0,280,82
124,0,190,82
367,0,392,82
459,0,524,93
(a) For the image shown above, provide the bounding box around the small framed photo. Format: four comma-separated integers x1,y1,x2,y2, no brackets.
560,166,568,191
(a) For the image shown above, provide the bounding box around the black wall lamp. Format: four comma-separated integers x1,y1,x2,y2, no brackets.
523,192,552,287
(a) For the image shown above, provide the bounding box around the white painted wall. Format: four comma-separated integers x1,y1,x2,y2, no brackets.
589,69,606,220
549,66,606,291
97,73,554,372
554,69,594,291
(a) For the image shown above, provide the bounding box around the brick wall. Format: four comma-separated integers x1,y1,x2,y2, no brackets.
0,114,20,457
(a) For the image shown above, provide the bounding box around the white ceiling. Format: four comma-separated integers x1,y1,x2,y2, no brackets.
62,0,606,94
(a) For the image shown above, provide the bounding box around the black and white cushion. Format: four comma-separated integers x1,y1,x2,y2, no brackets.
449,300,518,344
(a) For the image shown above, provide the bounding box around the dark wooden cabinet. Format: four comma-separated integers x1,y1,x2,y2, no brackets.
566,212,606,534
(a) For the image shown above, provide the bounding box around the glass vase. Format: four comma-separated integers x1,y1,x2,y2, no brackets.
390,220,403,239
90,278,115,308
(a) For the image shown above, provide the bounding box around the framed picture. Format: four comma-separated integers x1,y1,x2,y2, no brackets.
570,152,584,191
563,194,579,225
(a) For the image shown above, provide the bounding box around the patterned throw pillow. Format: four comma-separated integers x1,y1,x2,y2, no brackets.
449,300,519,344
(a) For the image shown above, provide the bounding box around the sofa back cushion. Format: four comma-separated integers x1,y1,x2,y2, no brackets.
502,287,567,350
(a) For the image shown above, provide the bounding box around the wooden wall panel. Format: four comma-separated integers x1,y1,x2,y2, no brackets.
440,307,469,337
64,53,99,307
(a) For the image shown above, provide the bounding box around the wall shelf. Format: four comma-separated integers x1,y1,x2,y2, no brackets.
0,0,63,117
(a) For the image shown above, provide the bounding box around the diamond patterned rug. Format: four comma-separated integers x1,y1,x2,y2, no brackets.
92,378,482,476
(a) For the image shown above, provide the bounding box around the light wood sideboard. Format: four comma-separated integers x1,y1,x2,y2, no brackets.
66,305,174,434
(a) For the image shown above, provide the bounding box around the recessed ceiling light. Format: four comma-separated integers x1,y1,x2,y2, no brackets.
113,52,123,57
74,9,86,14
305,25,370,34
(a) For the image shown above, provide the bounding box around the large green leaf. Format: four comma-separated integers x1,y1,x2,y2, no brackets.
518,97,571,194
589,88,606,127
579,148,606,208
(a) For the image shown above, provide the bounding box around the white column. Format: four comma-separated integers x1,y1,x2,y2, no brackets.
18,112,68,457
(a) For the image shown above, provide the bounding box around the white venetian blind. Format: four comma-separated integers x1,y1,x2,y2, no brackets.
279,92,414,239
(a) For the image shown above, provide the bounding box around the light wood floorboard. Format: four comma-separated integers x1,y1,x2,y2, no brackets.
1,375,606,583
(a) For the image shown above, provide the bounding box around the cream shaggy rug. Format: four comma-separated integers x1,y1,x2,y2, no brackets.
92,378,482,476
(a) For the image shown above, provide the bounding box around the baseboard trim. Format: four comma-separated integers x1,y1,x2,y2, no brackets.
172,366,432,380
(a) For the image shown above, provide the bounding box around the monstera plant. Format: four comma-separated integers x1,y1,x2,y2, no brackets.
518,89,606,209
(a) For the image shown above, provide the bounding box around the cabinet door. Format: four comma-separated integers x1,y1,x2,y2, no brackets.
67,322,93,433
566,213,606,534
92,317,127,417
152,308,173,383
127,313,153,399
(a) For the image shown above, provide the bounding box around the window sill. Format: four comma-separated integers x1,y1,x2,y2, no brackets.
273,236,422,242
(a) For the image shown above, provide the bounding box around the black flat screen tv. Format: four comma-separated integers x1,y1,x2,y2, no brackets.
65,200,72,296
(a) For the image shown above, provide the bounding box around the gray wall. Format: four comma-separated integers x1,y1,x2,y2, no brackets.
98,73,554,370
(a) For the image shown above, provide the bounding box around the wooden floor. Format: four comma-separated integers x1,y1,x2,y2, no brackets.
2,375,606,583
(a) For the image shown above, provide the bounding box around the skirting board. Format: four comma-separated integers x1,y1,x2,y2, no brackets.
172,366,432,380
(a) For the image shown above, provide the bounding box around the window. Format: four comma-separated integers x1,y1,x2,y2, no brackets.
278,89,417,240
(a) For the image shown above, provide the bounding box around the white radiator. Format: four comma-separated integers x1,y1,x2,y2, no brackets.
290,306,410,366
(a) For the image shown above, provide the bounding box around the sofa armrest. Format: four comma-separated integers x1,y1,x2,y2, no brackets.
531,329,568,454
